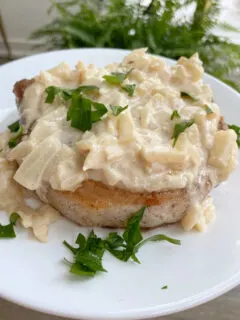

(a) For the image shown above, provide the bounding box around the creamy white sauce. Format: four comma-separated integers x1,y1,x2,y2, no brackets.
0,152,59,242
9,49,237,194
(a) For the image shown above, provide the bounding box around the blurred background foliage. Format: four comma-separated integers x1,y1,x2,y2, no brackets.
31,0,240,92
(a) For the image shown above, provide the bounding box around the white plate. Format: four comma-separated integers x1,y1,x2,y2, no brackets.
0,49,240,320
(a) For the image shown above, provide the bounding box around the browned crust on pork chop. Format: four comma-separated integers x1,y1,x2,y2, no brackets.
45,176,212,228
13,79,34,104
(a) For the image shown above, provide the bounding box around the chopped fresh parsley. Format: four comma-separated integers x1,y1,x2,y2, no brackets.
103,72,126,84
122,84,136,97
67,93,91,131
110,105,128,116
161,285,168,290
172,120,194,146
8,124,24,149
181,92,198,101
105,232,125,249
0,212,20,238
64,231,106,276
63,207,180,277
170,110,180,120
75,85,100,94
45,85,99,103
228,124,240,147
103,69,133,85
45,85,129,132
66,93,108,131
134,234,181,253
8,120,20,132
204,104,214,115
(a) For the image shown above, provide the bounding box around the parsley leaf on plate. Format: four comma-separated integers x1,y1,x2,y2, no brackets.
122,84,136,97
110,105,128,116
228,124,240,147
170,110,180,120
63,240,78,254
63,207,180,277
172,120,194,146
0,212,20,238
134,234,181,253
161,285,168,290
105,232,125,249
123,207,145,251
70,263,96,277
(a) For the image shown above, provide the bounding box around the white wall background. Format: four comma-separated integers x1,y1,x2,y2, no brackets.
0,0,50,56
0,0,239,57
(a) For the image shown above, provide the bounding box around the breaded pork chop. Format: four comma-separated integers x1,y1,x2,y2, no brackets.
12,79,213,228
11,50,237,231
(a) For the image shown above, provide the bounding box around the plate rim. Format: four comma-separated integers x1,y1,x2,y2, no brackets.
0,48,239,320
1,270,239,319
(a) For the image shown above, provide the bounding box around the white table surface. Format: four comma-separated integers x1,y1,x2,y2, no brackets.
1,0,240,319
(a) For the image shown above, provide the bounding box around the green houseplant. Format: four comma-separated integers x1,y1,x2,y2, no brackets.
31,0,240,91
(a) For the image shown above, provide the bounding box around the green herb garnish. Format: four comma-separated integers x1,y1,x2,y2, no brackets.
103,69,133,85
204,104,214,115
103,72,126,85
8,124,24,149
66,93,108,131
134,234,181,253
0,212,20,238
228,124,240,147
181,92,198,101
45,85,99,103
45,85,131,132
8,120,20,132
121,84,136,97
105,232,125,249
172,120,194,146
110,105,128,116
64,231,106,276
170,110,180,120
63,207,180,277
161,285,168,290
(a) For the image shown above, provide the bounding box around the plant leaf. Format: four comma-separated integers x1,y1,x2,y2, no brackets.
121,84,136,96
110,105,128,116
228,124,240,147
204,104,214,115
123,207,145,250
70,262,95,277
103,72,127,85
105,232,125,249
67,93,92,131
170,110,180,120
172,120,194,146
134,234,181,253
8,120,20,132
181,92,198,101
8,125,24,149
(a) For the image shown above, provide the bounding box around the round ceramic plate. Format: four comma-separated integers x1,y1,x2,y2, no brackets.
0,49,240,320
